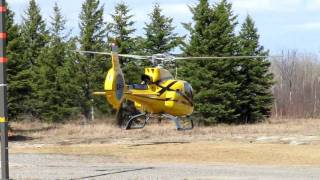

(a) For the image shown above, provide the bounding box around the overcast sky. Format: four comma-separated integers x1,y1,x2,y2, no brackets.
7,0,320,55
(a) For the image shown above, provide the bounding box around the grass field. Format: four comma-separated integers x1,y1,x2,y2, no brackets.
9,118,320,165
9,118,320,144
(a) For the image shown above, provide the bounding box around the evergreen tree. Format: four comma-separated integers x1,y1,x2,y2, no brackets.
12,0,48,119
21,0,48,66
181,0,240,124
183,0,212,56
144,3,183,54
109,2,141,84
36,3,78,122
6,4,25,120
109,2,136,54
77,0,109,121
183,0,238,56
237,15,273,123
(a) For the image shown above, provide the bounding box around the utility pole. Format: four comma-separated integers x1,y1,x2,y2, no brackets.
0,0,9,179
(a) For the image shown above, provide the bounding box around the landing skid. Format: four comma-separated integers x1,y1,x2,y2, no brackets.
116,100,193,131
162,114,194,131
123,113,150,130
116,100,150,130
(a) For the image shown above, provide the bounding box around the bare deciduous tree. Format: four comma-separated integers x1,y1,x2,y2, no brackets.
271,51,320,118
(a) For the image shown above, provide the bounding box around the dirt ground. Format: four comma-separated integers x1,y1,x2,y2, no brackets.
10,141,320,166
7,118,320,179
9,153,320,180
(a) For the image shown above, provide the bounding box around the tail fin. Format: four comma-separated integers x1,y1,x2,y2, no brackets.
104,44,126,109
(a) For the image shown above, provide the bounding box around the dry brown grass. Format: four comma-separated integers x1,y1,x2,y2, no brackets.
8,118,320,165
9,118,320,145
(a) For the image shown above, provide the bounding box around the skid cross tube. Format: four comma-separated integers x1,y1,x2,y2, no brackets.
125,113,150,130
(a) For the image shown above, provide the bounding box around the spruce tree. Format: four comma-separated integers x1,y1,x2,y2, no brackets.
109,2,136,54
182,0,213,56
109,2,141,84
21,0,48,66
36,3,78,122
77,0,109,121
13,0,48,118
144,3,183,54
237,15,273,123
181,0,240,124
6,5,25,120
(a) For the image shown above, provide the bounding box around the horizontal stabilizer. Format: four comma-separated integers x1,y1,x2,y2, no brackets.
125,91,159,96
93,92,106,96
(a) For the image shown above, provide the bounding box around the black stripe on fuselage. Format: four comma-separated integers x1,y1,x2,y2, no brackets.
155,80,194,106
131,94,175,102
177,91,194,106
157,81,178,96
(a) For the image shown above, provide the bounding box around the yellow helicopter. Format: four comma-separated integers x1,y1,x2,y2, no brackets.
77,43,270,130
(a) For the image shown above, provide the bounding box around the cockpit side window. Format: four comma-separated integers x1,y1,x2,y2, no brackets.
184,83,193,99
141,74,151,84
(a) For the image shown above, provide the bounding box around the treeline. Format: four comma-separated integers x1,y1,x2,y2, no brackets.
6,0,274,124
7,0,183,122
179,0,273,124
272,51,320,119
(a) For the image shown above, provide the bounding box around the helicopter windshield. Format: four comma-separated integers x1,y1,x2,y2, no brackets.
184,83,193,100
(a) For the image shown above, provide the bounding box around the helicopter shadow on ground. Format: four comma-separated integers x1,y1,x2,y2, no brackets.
13,126,56,134
57,138,115,146
8,135,34,142
9,126,56,142
128,141,190,147
71,167,154,180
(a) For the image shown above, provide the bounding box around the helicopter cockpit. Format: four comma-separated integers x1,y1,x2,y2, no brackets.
129,67,194,102
184,82,194,100
129,67,174,90
144,67,173,83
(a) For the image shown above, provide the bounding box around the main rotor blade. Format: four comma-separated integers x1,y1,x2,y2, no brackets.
73,50,282,61
74,50,151,60
118,54,151,60
174,56,280,60
74,50,112,56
